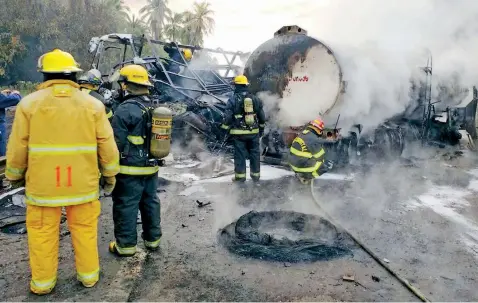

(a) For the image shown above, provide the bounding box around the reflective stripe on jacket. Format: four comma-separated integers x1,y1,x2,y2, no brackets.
288,128,327,177
6,80,120,207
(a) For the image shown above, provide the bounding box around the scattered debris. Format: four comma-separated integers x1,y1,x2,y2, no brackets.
0,187,25,203
11,195,25,207
383,258,390,263
283,262,292,267
354,281,368,289
196,200,212,208
372,275,381,282
0,215,26,229
181,224,188,228
342,275,355,282
440,275,454,281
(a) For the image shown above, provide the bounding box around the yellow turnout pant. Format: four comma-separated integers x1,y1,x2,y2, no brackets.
26,200,101,294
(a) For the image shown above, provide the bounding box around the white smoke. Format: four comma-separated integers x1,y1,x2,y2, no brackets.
256,0,478,133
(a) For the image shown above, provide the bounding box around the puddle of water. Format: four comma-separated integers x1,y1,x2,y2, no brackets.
196,165,295,184
173,161,201,169
159,172,201,183
317,173,355,181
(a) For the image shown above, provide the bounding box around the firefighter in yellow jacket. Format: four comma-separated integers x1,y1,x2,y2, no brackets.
5,49,120,295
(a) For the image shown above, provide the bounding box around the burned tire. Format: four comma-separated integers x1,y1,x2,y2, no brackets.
218,211,355,263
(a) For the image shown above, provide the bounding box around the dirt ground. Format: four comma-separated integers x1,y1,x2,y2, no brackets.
1,150,478,301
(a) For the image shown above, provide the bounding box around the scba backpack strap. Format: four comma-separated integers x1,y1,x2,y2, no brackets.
122,97,153,160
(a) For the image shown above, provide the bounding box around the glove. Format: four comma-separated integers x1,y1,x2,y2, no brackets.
324,160,334,170
102,176,116,196
9,179,25,189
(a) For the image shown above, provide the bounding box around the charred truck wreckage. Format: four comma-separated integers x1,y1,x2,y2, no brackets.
88,33,247,155
87,26,478,171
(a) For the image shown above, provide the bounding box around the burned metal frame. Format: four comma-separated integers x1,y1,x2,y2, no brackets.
89,34,249,105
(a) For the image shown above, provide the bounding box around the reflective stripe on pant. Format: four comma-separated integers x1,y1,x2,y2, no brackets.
233,134,261,181
26,201,101,294
112,173,161,252
289,160,323,181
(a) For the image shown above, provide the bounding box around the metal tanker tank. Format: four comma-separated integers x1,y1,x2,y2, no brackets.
244,25,345,159
244,25,344,125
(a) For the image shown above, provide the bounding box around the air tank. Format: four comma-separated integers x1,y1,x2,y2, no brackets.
150,107,173,159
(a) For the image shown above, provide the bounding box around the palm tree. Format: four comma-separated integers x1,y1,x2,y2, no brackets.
139,0,171,39
103,0,130,18
182,1,215,46
164,12,184,42
125,14,148,35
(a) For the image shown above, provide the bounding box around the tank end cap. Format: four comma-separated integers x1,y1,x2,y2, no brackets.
274,25,307,37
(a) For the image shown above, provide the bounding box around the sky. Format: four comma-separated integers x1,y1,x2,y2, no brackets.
124,0,478,131
123,0,332,52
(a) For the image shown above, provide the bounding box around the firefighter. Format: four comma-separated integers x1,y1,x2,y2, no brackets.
0,89,22,156
221,75,266,182
163,42,193,76
78,69,113,121
109,64,162,256
288,118,334,184
5,49,119,294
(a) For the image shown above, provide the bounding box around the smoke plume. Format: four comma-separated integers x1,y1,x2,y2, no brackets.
258,0,478,133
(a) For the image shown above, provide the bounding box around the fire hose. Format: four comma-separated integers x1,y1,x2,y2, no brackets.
310,178,431,302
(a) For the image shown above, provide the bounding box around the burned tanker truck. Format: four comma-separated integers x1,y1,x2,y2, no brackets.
87,29,478,169
246,25,478,167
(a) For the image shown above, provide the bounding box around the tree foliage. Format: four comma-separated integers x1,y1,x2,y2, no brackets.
144,1,216,46
0,0,216,84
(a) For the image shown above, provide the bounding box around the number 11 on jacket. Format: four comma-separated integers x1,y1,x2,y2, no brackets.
56,166,72,187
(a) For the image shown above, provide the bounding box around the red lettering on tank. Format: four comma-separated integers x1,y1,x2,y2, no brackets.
288,76,309,82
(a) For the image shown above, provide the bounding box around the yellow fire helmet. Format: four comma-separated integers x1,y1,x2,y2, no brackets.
37,49,83,74
119,64,153,87
182,48,193,61
233,74,249,85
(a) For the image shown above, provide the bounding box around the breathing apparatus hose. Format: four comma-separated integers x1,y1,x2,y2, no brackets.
310,178,431,302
